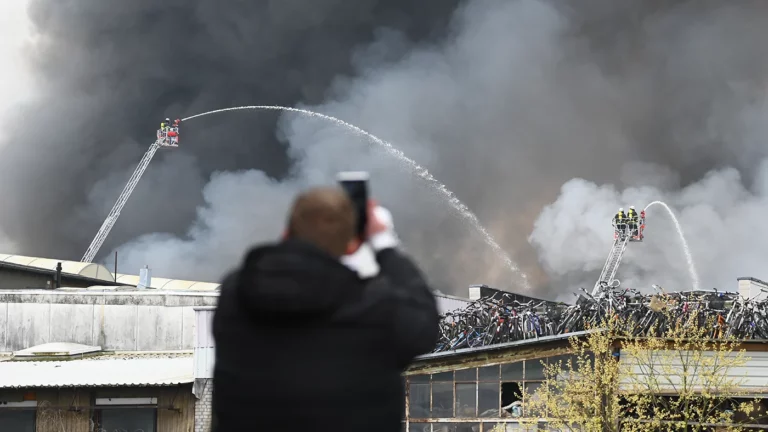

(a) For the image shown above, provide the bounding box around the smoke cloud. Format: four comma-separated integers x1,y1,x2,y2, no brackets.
4,0,768,297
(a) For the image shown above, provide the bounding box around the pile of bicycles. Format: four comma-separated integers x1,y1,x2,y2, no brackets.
433,286,768,353
433,294,564,352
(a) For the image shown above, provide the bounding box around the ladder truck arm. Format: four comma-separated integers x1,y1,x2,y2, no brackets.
591,231,631,296
81,142,161,263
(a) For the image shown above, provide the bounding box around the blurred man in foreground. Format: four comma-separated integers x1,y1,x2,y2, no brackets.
212,187,439,431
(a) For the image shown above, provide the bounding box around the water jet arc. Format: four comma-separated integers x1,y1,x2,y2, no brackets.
82,105,529,290
184,105,529,289
644,201,700,291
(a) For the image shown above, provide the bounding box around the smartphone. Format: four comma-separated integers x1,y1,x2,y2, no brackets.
336,171,369,239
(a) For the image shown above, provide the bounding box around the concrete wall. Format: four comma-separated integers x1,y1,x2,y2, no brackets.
435,294,471,314
0,290,217,352
738,277,768,301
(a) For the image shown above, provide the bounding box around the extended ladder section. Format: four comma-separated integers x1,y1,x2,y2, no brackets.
81,142,161,263
592,234,631,295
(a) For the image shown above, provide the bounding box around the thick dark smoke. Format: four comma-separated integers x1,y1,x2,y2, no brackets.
4,0,768,298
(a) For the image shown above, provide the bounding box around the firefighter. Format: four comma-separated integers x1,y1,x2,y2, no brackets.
627,205,639,237
613,207,626,237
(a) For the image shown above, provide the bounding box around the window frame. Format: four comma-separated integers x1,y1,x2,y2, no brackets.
91,395,158,432
0,401,37,432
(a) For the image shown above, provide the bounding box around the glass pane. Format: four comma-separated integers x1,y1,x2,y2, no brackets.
433,424,457,432
457,423,481,432
0,410,35,432
524,382,544,414
412,424,431,432
478,382,500,418
524,359,546,380
432,382,453,418
455,368,477,382
478,365,499,381
455,383,477,417
409,383,431,418
98,408,156,432
546,355,569,369
500,362,523,380
433,372,453,382
411,374,431,383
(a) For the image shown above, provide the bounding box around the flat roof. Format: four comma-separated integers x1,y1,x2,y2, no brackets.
414,330,593,362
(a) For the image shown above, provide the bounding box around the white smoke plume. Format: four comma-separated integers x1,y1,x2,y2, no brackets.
530,162,768,300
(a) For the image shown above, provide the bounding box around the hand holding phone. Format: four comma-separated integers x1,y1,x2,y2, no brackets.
336,171,369,239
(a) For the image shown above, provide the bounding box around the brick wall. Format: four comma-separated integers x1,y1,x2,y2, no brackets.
194,379,213,432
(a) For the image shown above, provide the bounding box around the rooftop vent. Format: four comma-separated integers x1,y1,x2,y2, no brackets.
12,342,102,359
138,265,151,290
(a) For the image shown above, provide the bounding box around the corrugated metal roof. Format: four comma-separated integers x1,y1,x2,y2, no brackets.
0,356,193,388
0,253,115,281
0,253,219,291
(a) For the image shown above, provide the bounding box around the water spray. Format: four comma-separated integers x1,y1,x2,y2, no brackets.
184,106,528,289
83,105,529,289
644,200,700,291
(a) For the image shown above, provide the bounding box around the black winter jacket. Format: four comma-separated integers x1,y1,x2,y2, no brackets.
211,240,439,431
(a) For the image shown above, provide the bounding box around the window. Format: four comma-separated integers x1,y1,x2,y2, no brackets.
410,380,431,418
406,357,574,421
499,355,580,418
407,367,502,421
500,358,546,418
455,383,476,417
432,382,453,418
478,382,500,418
92,397,157,432
0,401,36,432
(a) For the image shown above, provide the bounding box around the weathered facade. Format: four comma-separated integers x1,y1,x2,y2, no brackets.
0,385,196,432
0,346,196,432
401,333,768,431
403,333,579,431
0,266,220,432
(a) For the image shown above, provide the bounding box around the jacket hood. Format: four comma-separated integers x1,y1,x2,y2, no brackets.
231,240,363,319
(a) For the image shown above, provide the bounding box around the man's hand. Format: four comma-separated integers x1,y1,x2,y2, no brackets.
365,200,389,238
366,200,399,252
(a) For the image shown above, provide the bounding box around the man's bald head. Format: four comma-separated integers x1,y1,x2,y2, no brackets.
286,187,356,257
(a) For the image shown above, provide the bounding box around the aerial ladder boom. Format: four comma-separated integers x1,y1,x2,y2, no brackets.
591,212,646,295
81,142,160,263
592,234,631,295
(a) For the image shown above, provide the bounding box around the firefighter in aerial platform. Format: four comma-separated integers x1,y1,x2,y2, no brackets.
627,205,639,238
166,118,181,146
613,207,627,239
157,118,171,144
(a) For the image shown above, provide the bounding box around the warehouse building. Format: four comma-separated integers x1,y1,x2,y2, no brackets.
0,254,219,432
